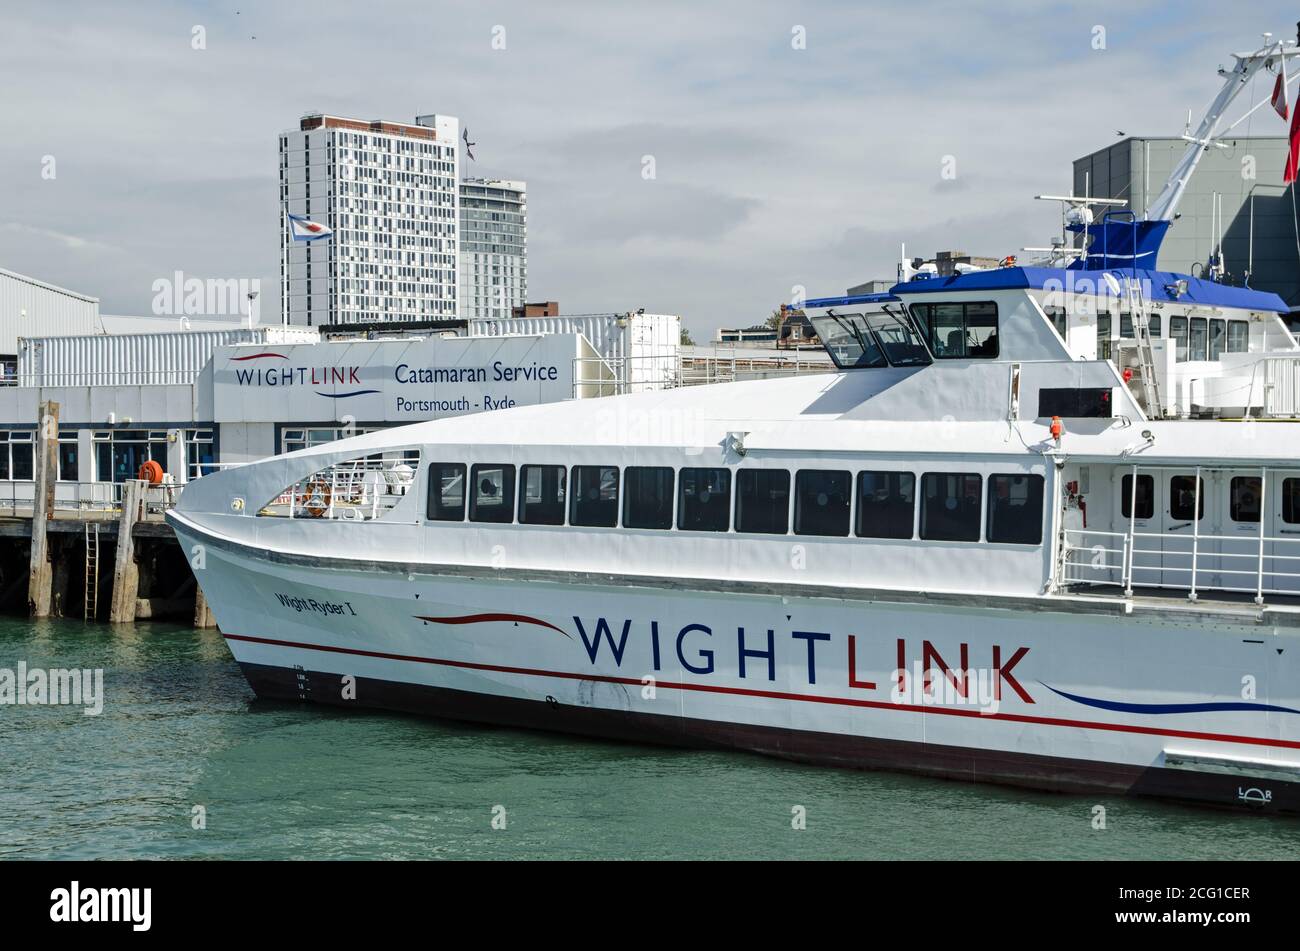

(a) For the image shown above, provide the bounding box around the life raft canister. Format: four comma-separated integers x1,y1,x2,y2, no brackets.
137,459,164,485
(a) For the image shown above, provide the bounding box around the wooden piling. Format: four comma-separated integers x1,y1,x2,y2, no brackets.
27,400,59,617
194,582,217,629
109,480,145,623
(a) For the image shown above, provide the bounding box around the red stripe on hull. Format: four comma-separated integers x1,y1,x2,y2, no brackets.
237,660,1300,814
224,632,1300,752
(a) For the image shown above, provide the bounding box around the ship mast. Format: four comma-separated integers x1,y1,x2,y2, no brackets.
1146,31,1300,222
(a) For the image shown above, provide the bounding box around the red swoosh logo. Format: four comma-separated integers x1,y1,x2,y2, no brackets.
415,612,570,639
231,352,289,361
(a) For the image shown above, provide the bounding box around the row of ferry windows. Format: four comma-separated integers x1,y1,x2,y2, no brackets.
1122,474,1300,523
426,463,1044,544
1046,308,1250,362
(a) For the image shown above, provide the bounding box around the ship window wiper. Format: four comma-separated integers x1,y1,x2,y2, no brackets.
820,310,887,369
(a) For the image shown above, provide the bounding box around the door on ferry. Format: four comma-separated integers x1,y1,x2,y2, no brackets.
1271,473,1300,596
1219,471,1262,595
1116,470,1161,590
1162,472,1209,591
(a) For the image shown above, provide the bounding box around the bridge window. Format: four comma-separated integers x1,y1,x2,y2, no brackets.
919,473,982,542
570,465,619,527
1189,317,1208,361
678,468,731,532
1284,479,1300,524
1169,475,1204,521
856,471,914,539
794,469,851,537
911,302,999,359
736,470,790,534
1121,474,1154,519
986,474,1044,544
1209,319,1227,361
469,464,515,523
1169,316,1189,362
1230,476,1261,523
810,312,888,369
1097,314,1112,361
518,465,565,525
427,462,466,521
1227,320,1249,353
623,467,674,530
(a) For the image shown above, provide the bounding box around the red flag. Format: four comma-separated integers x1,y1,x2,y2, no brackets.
1272,69,1290,120
1286,102,1300,184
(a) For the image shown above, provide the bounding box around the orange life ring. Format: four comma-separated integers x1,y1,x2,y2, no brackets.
138,460,164,485
298,479,332,518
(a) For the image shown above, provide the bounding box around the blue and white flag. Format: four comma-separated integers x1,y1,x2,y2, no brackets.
287,214,333,241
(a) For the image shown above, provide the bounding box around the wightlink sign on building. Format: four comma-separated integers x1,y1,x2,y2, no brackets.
212,333,580,423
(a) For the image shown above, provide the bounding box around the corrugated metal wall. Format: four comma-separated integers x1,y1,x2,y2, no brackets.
17,327,319,387
467,313,680,388
0,269,100,355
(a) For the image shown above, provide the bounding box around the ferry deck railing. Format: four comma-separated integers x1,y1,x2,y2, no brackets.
572,348,833,398
1057,464,1300,604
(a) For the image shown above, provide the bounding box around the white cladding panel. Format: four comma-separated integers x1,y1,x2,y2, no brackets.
17,327,320,387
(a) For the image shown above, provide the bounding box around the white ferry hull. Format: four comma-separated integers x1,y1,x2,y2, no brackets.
175,520,1300,814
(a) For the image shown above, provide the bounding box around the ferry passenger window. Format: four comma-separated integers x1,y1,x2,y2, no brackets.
1121,474,1154,519
919,473,982,542
1230,476,1261,523
518,465,566,525
469,464,516,523
570,465,619,527
911,302,999,359
986,474,1044,545
678,468,731,532
1169,475,1204,521
1119,312,1133,339
1169,316,1189,362
794,469,851,537
855,471,915,539
1227,321,1249,353
735,470,791,534
1148,315,1162,337
1284,479,1300,524
1189,317,1209,361
623,467,674,530
426,463,466,521
1209,319,1226,361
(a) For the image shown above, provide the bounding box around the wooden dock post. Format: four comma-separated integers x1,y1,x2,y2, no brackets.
27,400,59,617
110,479,145,623
194,582,217,629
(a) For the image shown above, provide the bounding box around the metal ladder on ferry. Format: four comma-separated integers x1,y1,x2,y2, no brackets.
1124,276,1163,418
83,523,100,620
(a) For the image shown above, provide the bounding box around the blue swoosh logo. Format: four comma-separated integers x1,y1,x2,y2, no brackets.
1042,683,1300,716
315,389,380,399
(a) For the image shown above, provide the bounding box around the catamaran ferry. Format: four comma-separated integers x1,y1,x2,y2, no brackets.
170,34,1300,813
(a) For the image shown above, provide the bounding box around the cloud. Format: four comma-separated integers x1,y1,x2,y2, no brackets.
0,0,1293,340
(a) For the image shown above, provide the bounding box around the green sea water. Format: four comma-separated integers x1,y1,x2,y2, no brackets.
1,616,1298,860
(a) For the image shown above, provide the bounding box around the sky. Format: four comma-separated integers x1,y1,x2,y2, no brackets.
0,0,1296,339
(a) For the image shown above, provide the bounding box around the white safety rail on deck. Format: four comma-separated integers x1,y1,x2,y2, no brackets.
260,456,418,521
1057,464,1300,603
